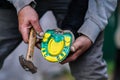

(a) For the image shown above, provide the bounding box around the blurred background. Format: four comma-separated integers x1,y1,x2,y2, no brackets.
103,3,120,80
0,3,119,80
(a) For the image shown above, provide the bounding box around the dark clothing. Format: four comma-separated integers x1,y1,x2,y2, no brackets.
114,50,120,80
0,9,22,69
61,0,88,38
0,1,15,9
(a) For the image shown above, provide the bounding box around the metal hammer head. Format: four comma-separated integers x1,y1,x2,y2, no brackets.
19,55,37,74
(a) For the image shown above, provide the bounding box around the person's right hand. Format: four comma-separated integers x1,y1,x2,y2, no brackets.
18,5,43,43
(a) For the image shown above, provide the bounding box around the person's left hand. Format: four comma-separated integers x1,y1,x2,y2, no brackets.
60,35,92,64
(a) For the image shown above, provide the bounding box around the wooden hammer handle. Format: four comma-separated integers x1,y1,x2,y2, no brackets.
26,28,36,61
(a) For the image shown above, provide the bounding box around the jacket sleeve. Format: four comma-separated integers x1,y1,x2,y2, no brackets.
77,0,117,43
7,0,35,13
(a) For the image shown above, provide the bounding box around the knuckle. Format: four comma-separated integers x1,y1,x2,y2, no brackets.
31,18,37,23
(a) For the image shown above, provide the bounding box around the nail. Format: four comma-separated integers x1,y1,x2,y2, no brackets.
39,32,44,37
37,32,44,37
70,45,76,52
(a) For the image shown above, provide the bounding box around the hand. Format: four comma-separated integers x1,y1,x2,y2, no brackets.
18,6,43,43
60,35,92,64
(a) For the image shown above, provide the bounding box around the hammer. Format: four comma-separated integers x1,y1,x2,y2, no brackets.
19,28,37,74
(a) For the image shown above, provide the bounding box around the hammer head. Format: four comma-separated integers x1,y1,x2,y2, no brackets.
19,55,37,74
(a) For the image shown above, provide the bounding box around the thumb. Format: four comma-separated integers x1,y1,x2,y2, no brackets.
70,45,76,52
70,37,82,52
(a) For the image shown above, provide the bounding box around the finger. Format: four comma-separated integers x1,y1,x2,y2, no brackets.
30,18,44,36
60,48,83,64
61,38,84,64
70,45,76,52
70,37,82,52
35,38,42,49
60,54,76,64
19,25,30,43
61,36,92,64
36,32,44,39
61,37,85,64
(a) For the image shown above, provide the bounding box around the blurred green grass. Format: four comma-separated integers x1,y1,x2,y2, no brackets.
107,61,115,80
107,61,115,75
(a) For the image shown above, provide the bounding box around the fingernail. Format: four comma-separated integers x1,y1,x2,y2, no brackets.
39,32,44,37
37,32,44,37
70,45,76,52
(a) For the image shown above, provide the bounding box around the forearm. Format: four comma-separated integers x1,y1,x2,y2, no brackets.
78,0,117,43
7,0,34,13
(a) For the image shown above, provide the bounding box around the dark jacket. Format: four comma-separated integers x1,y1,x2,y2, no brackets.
0,0,14,9
61,0,88,38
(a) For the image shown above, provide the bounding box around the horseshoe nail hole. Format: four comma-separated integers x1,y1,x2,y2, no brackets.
29,56,32,58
